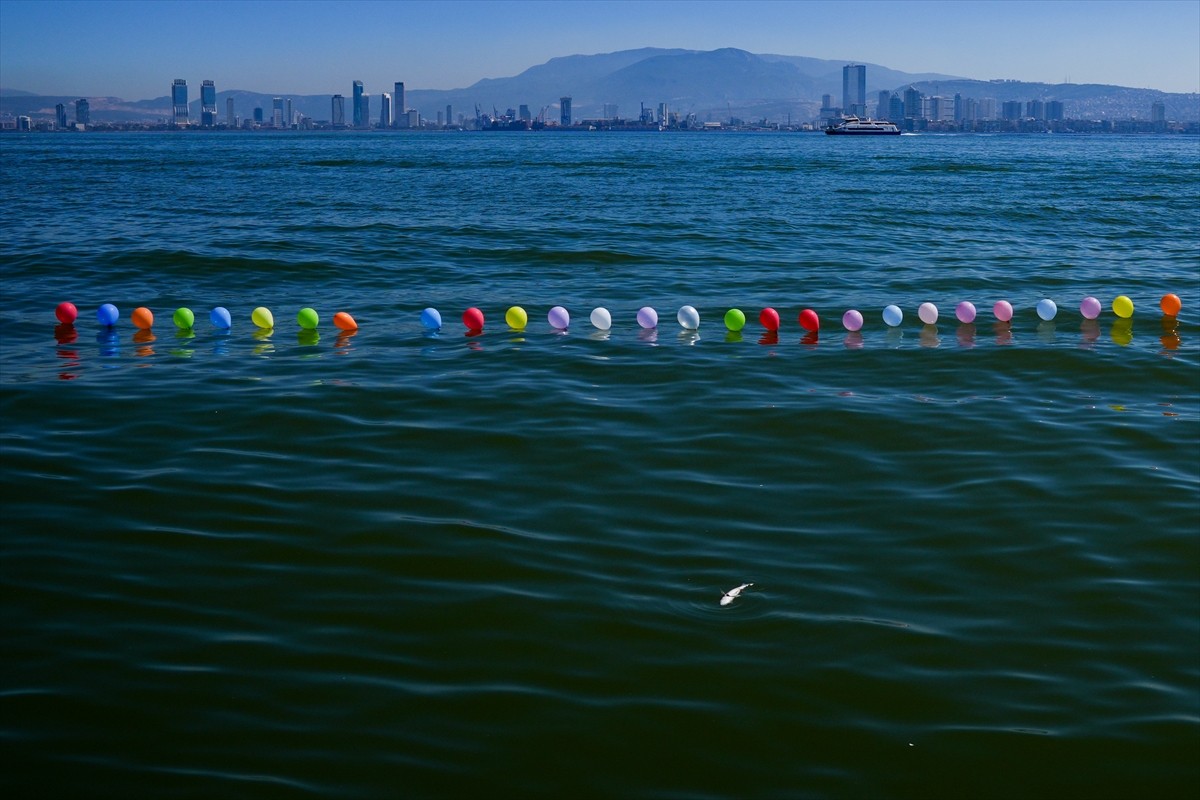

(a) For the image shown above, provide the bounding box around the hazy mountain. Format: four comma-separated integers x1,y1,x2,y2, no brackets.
3,48,1196,124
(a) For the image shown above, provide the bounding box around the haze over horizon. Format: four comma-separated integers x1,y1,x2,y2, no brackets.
2,0,1198,100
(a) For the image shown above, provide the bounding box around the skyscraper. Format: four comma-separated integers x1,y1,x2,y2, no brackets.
560,97,572,127
877,91,891,119
446,105,452,128
842,65,866,117
380,92,393,128
272,97,284,128
332,94,345,127
287,98,293,127
360,95,371,128
75,98,90,125
56,103,67,129
903,86,922,119
201,80,217,127
393,82,405,127
172,79,189,125
352,81,364,128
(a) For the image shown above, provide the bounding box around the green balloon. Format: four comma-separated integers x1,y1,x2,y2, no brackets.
724,308,746,332
172,307,195,329
297,307,320,330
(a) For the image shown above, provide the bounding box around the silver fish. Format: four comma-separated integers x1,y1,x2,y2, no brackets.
720,582,753,606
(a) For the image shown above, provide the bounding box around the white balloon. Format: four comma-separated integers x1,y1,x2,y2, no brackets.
589,307,612,330
676,305,700,330
918,302,939,325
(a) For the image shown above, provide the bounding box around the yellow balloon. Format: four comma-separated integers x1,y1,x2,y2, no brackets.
1112,295,1134,319
251,306,274,329
505,306,528,329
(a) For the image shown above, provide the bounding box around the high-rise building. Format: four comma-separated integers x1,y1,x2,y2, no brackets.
903,86,922,119
272,97,284,128
332,94,345,127
286,99,293,127
380,92,393,128
201,80,217,127
393,82,405,127
172,79,189,125
446,105,452,127
55,103,68,129
842,64,866,117
953,93,963,122
560,97,572,127
888,95,904,121
226,97,235,126
253,107,264,124
1046,100,1064,121
1001,100,1023,121
75,98,90,125
1025,99,1045,120
361,95,371,128
352,80,364,127
658,102,669,125
876,91,891,119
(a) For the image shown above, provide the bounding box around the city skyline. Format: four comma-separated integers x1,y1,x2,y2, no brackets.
1,1,1198,101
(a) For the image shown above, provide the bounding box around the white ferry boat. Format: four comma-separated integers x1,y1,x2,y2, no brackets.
825,116,901,135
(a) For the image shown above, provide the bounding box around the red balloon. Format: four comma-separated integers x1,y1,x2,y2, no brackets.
799,308,820,332
55,301,78,324
758,307,780,331
462,307,485,330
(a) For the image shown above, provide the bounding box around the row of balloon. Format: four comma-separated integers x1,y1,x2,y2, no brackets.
430,294,1182,334
54,302,359,332
54,294,1182,335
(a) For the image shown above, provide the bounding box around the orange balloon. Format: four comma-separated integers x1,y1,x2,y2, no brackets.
333,311,358,331
1160,293,1181,317
131,306,154,330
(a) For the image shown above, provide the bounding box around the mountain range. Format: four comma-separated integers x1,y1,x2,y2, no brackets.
3,47,1196,124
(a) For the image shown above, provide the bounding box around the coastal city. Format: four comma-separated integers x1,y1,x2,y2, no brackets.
3,61,1196,135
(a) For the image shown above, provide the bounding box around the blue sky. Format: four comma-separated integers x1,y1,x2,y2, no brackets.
2,0,1197,99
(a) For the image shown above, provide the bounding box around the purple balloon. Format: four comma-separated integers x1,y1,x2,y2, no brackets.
636,307,658,329
842,309,863,332
548,306,570,330
1079,296,1101,320
955,301,977,324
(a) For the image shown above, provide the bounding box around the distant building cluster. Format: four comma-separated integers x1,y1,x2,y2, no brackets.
3,66,1195,134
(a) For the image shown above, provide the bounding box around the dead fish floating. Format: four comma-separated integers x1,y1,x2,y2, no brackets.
720,583,753,606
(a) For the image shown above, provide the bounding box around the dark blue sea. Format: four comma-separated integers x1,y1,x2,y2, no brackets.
1,130,1198,799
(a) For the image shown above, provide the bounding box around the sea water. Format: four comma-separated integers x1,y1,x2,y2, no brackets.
1,131,1197,798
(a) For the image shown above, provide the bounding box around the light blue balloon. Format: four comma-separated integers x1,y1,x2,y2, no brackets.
1036,298,1058,321
210,306,232,328
420,307,442,329
97,303,119,326
883,304,903,327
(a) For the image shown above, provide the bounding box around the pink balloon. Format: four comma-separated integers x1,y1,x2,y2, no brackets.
1079,296,1101,320
955,301,977,324
842,309,863,332
918,302,939,325
993,300,1013,322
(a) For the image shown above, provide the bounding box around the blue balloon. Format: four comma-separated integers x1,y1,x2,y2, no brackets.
97,303,119,326
420,307,442,329
882,304,903,327
210,306,232,328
